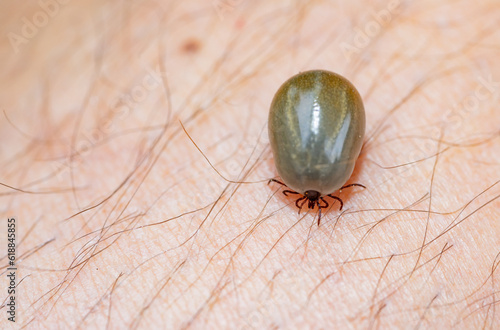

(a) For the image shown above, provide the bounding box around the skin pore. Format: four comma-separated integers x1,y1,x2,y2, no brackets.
1,0,499,328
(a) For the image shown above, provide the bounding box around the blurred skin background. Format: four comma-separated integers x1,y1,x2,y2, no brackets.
1,0,499,328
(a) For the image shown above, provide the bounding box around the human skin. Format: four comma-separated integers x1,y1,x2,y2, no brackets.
1,0,499,329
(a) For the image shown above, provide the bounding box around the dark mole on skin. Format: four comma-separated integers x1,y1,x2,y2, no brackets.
182,39,201,54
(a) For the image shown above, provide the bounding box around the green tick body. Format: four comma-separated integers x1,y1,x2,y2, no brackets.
268,70,365,220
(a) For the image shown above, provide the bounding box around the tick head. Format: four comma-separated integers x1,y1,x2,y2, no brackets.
304,190,320,202
304,190,320,209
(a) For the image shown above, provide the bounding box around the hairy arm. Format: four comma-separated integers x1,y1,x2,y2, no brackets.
1,0,500,328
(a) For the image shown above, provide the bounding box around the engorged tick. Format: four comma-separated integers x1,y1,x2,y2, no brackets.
268,70,366,225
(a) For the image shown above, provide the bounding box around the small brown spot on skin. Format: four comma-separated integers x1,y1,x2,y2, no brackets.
235,18,245,29
182,39,201,54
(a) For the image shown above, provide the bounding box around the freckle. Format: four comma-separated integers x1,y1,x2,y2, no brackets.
235,18,245,29
182,39,201,54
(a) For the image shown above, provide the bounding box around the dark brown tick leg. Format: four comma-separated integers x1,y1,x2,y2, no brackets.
268,178,287,187
326,195,344,211
317,197,329,225
268,179,301,197
296,196,308,213
339,183,366,191
317,201,322,226
319,197,329,208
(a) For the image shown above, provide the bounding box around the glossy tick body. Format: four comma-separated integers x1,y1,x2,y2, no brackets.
268,70,365,224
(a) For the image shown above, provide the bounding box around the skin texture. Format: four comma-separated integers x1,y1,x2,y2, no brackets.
1,1,500,329
268,70,365,195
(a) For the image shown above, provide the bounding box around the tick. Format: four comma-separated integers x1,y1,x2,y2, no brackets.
268,70,366,225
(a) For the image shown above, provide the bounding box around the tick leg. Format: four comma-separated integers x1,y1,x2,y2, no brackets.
317,200,322,226
316,198,329,226
339,183,366,191
296,196,308,214
268,179,300,197
268,178,287,187
319,197,329,209
326,194,344,211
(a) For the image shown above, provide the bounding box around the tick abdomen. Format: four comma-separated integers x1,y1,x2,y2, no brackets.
268,70,365,195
